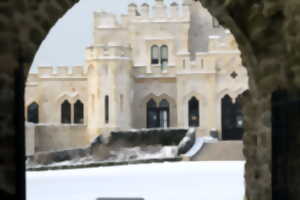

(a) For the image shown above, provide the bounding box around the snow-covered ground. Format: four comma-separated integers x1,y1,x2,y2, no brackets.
26,161,245,200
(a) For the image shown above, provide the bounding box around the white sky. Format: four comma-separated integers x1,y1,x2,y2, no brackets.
30,0,183,72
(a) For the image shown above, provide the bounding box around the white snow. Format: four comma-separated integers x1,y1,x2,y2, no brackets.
183,137,204,157
27,161,245,200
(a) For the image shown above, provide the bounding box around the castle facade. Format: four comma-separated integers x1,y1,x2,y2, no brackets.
25,0,248,151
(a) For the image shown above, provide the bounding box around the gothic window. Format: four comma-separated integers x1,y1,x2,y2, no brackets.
188,97,199,127
105,95,109,124
160,45,168,70
27,102,39,123
221,95,244,140
74,100,84,124
151,45,159,64
159,99,170,128
147,99,158,128
61,100,71,124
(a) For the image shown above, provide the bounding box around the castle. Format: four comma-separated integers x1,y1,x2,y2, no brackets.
25,0,248,154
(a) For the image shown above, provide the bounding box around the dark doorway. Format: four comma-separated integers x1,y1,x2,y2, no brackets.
74,100,84,124
272,90,300,200
61,100,71,124
221,95,244,140
27,102,39,123
159,99,170,128
147,99,158,128
188,97,199,127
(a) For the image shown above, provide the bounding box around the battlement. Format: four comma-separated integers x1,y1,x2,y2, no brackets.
94,0,190,29
128,0,190,21
85,45,132,61
36,66,86,77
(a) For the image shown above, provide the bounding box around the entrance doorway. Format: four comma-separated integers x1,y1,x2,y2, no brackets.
188,97,199,127
146,99,170,128
221,95,244,140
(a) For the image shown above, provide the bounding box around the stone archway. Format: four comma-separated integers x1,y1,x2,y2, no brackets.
1,1,299,200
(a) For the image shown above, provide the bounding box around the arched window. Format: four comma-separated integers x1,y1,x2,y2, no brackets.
151,45,159,64
160,45,168,70
159,99,170,128
105,95,109,124
147,99,158,128
188,97,199,127
221,95,244,140
27,102,39,123
61,100,71,124
74,100,84,124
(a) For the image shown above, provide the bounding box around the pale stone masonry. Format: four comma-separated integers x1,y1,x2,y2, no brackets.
25,0,248,145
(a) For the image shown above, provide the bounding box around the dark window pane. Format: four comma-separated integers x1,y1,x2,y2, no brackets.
105,95,109,124
151,45,159,64
61,100,71,124
188,97,199,127
74,100,84,124
28,102,39,123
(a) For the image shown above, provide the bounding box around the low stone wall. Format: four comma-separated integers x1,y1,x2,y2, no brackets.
28,128,195,168
25,123,35,156
34,125,90,152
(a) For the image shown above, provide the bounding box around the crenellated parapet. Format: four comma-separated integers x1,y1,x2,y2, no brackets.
85,44,132,61
34,66,86,78
93,0,190,30
126,0,190,22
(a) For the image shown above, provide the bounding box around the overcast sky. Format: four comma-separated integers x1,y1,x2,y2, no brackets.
30,0,183,72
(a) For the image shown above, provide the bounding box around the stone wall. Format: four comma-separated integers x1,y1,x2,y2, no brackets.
34,125,89,152
25,123,35,156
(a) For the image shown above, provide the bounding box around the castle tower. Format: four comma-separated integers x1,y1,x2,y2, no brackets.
85,12,133,140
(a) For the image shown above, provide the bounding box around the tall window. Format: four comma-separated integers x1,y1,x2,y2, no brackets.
221,95,244,140
151,45,159,64
159,99,170,128
74,100,84,124
61,100,71,124
160,45,168,70
105,95,109,124
188,97,199,127
147,99,158,128
27,102,39,123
